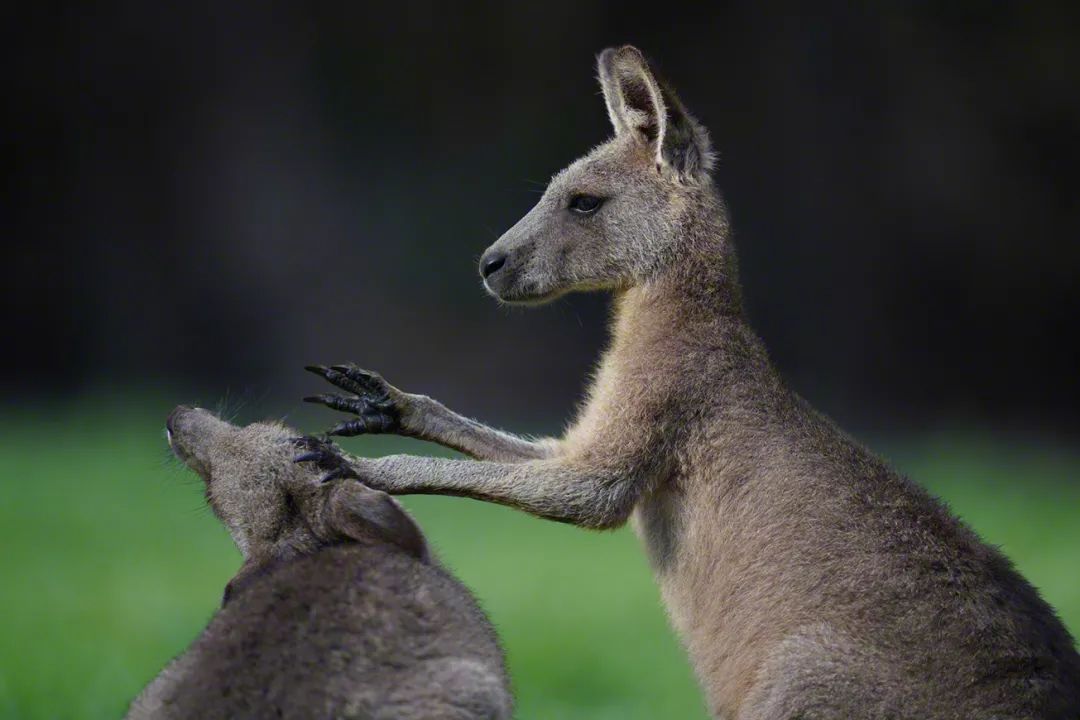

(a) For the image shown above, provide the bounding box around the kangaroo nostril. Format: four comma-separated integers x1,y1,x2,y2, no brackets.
480,252,507,279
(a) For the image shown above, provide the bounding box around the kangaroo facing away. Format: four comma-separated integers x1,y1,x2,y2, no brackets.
302,46,1080,719
127,407,512,720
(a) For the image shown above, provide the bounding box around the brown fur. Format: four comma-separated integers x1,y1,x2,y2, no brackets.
305,47,1080,718
127,407,511,720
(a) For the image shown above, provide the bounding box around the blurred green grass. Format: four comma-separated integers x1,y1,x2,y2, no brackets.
1,399,1077,720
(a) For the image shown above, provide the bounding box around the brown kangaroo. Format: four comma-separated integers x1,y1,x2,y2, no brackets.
302,46,1080,719
128,407,511,720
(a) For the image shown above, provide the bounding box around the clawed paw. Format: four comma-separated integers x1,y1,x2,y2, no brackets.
304,364,402,436
292,435,360,484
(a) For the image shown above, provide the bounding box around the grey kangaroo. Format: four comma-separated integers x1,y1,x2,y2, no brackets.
302,46,1080,718
127,406,512,720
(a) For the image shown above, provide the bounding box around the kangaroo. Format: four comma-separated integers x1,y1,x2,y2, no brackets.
301,46,1080,719
127,406,512,720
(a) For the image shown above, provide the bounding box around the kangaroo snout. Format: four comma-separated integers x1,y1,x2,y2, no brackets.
479,249,506,279
480,243,524,300
165,404,204,452
166,405,235,476
165,405,189,436
166,405,199,468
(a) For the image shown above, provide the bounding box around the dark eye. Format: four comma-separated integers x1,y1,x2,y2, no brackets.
569,194,603,214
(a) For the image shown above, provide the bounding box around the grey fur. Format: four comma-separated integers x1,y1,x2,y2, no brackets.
127,407,511,720
305,46,1080,718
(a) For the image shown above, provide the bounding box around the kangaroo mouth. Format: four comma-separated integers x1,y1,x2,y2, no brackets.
484,281,563,306
166,425,197,470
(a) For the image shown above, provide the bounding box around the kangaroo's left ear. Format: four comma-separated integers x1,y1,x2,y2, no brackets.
325,481,430,562
597,45,715,182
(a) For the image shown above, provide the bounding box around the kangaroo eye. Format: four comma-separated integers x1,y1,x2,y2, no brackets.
569,195,603,214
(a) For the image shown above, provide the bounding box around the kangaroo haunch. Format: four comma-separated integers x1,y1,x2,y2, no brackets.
126,406,511,720
301,46,1080,719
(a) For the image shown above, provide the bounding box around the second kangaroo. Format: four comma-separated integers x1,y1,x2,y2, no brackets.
303,46,1080,719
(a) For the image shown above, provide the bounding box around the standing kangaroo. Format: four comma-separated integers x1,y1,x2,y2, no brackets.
302,46,1080,719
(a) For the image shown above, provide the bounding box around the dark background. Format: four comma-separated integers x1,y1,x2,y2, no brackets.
7,1,1080,437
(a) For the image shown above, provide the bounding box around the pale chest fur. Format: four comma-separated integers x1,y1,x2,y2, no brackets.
567,289,781,717
632,468,775,719
561,291,677,461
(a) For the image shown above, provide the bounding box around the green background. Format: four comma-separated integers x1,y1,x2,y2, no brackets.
2,399,1078,719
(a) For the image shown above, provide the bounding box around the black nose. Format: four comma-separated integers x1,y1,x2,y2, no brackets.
480,251,507,279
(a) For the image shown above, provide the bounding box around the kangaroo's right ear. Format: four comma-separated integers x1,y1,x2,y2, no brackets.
325,482,430,562
597,45,714,181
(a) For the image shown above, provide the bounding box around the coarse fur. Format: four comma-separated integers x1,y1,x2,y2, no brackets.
304,46,1080,719
126,406,511,720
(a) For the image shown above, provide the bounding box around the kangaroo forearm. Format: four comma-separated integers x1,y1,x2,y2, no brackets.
359,453,637,529
404,395,557,463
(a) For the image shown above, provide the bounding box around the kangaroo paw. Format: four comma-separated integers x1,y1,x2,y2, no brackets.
292,436,360,483
304,364,402,436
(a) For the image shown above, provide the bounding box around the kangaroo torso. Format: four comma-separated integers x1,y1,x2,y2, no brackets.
577,280,1080,719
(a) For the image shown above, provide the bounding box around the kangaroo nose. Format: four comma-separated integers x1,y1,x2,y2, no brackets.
480,251,507,279
166,405,192,435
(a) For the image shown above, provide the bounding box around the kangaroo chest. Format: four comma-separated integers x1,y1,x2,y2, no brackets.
631,466,779,719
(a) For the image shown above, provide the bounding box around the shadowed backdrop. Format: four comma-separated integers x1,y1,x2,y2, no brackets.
7,1,1080,433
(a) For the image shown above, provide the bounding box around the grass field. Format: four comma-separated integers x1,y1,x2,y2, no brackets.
2,398,1078,719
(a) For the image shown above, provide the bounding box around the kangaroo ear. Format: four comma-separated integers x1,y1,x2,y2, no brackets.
597,46,714,181
325,482,430,562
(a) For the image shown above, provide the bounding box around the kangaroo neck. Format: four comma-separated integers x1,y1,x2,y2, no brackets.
611,211,749,353
606,227,783,411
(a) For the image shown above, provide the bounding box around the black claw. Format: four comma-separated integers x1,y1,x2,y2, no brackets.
330,372,369,396
305,394,362,414
330,363,362,375
320,467,354,484
304,363,401,435
290,435,359,482
328,419,365,437
304,366,339,386
309,363,384,391
340,363,379,381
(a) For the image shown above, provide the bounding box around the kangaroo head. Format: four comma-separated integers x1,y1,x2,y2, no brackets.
480,46,716,304
165,406,428,587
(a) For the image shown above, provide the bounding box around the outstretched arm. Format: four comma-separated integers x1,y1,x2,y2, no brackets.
305,365,556,463
296,442,643,530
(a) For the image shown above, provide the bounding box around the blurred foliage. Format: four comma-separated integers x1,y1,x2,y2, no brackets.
1,398,1077,719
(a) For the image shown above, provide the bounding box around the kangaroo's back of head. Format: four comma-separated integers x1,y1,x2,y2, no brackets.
165,405,428,570
127,408,511,720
